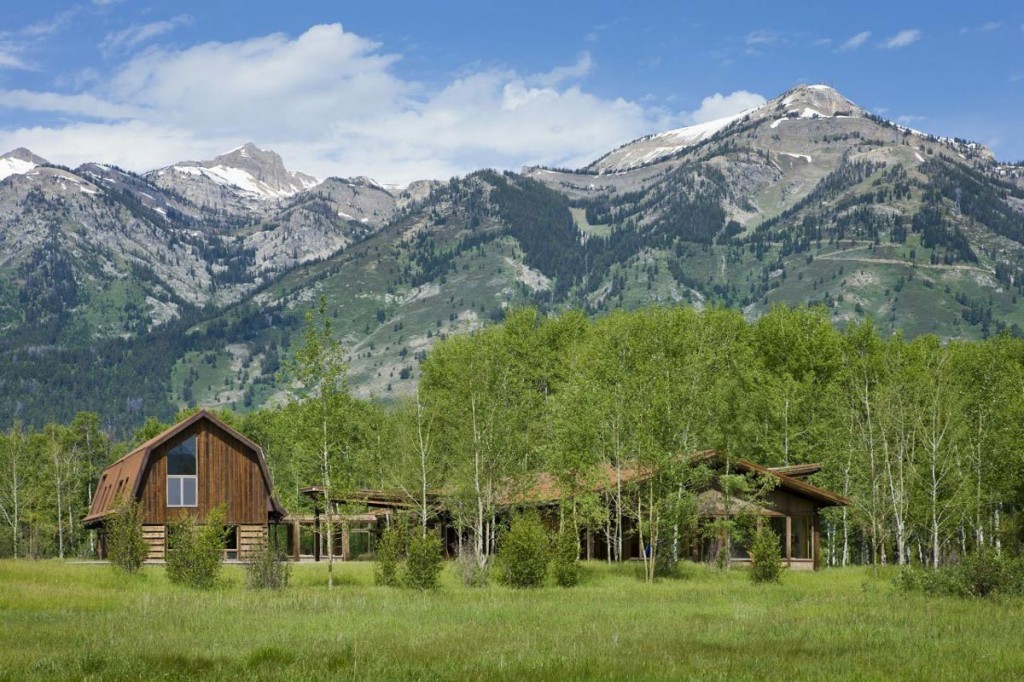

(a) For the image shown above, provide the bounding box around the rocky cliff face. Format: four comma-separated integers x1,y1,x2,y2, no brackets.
146,143,320,217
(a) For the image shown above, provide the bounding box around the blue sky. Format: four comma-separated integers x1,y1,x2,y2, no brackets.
1,0,1021,183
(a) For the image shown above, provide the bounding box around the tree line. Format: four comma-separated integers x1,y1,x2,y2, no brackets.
2,303,1023,569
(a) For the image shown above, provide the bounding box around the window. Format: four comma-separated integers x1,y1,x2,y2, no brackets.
791,516,813,559
167,435,197,507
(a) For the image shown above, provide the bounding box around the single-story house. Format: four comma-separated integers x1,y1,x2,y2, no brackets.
307,452,849,570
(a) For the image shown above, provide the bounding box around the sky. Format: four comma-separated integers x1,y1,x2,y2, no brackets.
0,0,1021,185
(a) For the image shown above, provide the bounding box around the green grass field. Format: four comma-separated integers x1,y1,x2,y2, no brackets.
1,560,1020,681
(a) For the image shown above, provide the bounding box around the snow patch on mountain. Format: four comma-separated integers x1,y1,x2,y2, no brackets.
590,109,754,172
0,149,49,182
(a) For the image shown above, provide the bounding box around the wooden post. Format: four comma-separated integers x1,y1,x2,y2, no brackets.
341,522,351,561
785,516,793,566
290,521,300,561
313,507,321,562
813,514,821,570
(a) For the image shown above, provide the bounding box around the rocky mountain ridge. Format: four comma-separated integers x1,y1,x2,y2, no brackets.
2,83,1024,429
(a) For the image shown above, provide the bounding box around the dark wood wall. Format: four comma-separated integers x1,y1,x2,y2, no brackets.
139,420,269,525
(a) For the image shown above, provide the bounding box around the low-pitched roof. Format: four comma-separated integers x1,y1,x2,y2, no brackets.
509,452,848,507
310,452,849,513
768,463,824,479
84,410,286,526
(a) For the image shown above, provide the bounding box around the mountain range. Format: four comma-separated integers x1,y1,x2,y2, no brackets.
2,84,1023,430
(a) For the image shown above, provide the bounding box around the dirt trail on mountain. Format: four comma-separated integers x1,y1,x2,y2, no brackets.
816,246,986,273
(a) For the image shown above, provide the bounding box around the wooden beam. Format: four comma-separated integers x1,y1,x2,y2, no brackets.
313,507,321,562
341,522,351,561
785,516,793,566
813,514,821,570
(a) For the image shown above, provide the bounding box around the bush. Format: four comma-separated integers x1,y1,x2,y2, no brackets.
374,523,407,587
404,534,444,590
106,498,149,573
245,543,291,590
165,506,226,589
455,548,490,587
497,514,550,588
551,530,581,587
895,551,1024,598
750,527,783,584
958,551,1024,597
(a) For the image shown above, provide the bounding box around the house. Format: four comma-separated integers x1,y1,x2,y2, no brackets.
309,452,849,570
84,410,287,561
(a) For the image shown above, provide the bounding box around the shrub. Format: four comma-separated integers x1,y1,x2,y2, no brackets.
551,529,581,587
750,526,783,584
455,548,490,587
106,498,149,573
895,551,1024,598
165,506,226,589
958,550,1023,597
374,523,407,587
245,543,291,590
498,514,550,588
404,534,444,590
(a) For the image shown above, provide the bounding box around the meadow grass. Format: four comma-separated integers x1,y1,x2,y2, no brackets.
0,560,1020,681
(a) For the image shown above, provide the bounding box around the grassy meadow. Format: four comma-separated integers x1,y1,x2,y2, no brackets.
0,560,1020,681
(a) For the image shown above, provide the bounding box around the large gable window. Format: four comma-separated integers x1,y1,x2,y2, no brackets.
167,436,197,507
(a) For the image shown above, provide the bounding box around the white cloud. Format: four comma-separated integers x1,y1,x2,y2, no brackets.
0,89,142,119
0,24,678,184
529,52,592,87
745,30,778,46
0,50,28,70
882,29,921,49
840,31,871,51
687,90,766,124
100,15,192,55
21,8,81,39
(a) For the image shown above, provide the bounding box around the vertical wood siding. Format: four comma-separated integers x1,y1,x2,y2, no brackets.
139,421,269,525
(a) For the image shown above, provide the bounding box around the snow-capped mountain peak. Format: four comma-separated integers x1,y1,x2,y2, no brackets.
589,84,869,173
153,143,319,202
0,148,50,182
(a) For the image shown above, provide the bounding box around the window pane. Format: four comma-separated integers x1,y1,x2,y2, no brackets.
792,517,813,559
168,478,181,506
182,477,197,507
168,436,197,475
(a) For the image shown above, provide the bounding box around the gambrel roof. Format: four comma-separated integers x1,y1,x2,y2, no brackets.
84,410,286,526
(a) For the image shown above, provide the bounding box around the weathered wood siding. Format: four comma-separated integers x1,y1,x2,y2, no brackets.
139,421,269,525
764,489,817,516
238,525,268,560
142,525,166,561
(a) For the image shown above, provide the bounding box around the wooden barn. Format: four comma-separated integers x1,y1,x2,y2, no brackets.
84,410,287,561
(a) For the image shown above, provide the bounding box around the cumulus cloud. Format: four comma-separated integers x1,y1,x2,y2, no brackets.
687,90,766,124
882,29,921,49
529,52,592,87
0,23,721,184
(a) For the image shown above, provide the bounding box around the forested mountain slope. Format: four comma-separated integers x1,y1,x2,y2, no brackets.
1,84,1023,430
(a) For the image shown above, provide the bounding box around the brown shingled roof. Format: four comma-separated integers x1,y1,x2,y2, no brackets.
510,452,849,507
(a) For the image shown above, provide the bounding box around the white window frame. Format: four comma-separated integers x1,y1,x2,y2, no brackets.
167,474,198,508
